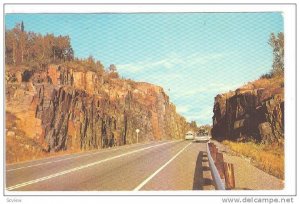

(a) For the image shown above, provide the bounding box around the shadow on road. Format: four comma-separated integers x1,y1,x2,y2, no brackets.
192,151,214,190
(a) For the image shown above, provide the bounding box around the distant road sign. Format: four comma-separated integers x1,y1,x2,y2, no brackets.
136,129,140,143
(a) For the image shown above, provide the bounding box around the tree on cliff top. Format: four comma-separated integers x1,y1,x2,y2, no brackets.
5,22,74,69
190,121,198,131
269,32,284,76
21,21,24,32
108,64,119,78
108,64,117,72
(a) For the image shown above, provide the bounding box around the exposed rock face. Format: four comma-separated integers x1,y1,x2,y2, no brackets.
6,65,190,156
211,77,284,144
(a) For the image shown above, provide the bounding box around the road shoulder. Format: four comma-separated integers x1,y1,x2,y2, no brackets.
212,140,284,190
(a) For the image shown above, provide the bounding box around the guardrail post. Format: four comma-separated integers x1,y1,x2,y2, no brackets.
211,144,217,161
216,152,225,179
224,162,235,190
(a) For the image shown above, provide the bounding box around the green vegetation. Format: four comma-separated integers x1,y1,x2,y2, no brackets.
5,22,113,75
5,21,73,69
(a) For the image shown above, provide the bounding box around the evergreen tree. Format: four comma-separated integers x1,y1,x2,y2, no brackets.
21,21,24,32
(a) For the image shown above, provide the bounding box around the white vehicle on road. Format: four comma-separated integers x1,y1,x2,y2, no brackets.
194,129,211,142
185,131,194,140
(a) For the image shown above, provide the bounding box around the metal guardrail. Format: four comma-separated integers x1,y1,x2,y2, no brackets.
206,142,226,190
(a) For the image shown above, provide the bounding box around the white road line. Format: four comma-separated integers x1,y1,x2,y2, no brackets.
6,140,161,167
133,142,192,191
6,141,166,172
6,140,180,191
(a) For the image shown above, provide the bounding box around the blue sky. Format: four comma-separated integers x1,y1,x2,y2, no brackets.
5,13,283,125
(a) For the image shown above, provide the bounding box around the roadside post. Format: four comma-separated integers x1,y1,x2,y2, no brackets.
224,162,235,189
136,129,140,143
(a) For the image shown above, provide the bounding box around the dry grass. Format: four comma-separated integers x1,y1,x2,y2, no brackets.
62,59,104,74
254,74,283,89
223,140,284,179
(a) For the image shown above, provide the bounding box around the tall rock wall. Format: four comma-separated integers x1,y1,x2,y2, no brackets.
211,77,284,144
6,65,190,156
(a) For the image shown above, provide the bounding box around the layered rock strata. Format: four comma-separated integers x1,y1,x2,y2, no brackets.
211,78,284,144
6,65,190,157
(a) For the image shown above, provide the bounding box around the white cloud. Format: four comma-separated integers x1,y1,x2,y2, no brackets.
176,105,191,115
116,52,225,73
117,63,143,73
208,82,241,94
117,56,181,73
115,52,244,125
171,82,241,100
172,88,208,99
184,53,225,66
184,107,213,125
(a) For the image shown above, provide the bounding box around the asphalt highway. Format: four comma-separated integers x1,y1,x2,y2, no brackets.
6,140,214,191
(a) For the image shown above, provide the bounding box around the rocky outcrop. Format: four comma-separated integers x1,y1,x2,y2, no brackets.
211,77,284,144
6,65,190,157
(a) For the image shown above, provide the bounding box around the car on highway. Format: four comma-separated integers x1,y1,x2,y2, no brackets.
194,129,211,142
185,131,194,140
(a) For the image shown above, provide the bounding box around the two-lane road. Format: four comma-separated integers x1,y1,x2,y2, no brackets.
6,140,214,191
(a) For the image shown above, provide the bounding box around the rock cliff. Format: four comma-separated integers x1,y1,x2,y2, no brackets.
6,65,190,162
211,76,284,144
